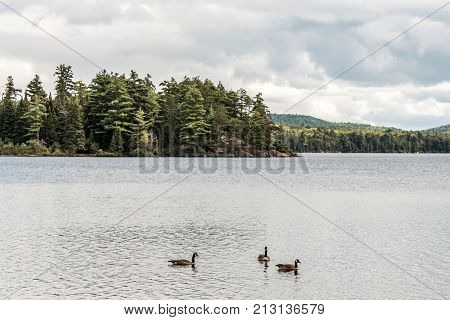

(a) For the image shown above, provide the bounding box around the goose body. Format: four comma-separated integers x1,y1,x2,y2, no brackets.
257,246,270,262
276,259,300,271
169,253,198,266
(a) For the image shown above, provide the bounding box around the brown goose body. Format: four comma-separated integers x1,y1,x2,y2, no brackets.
276,259,300,271
169,253,198,266
257,246,270,262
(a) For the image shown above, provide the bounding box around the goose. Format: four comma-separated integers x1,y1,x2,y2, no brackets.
168,253,198,266
276,259,301,271
257,246,270,262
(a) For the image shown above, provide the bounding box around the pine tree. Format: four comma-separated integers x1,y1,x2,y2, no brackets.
26,75,47,102
179,85,210,148
101,75,134,152
14,99,29,143
74,81,88,107
126,71,159,125
130,108,150,156
249,93,273,150
62,97,85,153
41,94,59,147
1,76,18,142
157,78,183,155
86,71,113,149
22,96,46,141
54,64,74,147
110,127,124,155
54,64,74,107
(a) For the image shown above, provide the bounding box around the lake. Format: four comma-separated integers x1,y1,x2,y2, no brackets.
0,154,449,299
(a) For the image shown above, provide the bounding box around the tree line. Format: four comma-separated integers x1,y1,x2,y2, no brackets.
0,65,286,156
283,127,449,153
1,64,448,156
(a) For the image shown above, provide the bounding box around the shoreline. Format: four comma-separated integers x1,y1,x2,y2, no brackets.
1,152,449,158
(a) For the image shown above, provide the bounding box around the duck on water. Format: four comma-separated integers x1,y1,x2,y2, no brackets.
168,253,198,266
257,246,270,262
276,259,301,272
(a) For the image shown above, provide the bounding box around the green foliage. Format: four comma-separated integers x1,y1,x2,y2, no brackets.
3,64,447,156
0,76,19,142
178,84,210,148
130,108,151,156
61,97,85,154
281,127,449,153
14,99,29,143
21,96,46,141
26,75,47,102
271,113,332,128
54,64,74,107
271,113,399,131
0,139,49,156
41,95,59,147
425,124,450,135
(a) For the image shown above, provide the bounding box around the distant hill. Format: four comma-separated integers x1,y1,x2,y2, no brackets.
425,124,450,134
270,114,332,127
270,113,398,131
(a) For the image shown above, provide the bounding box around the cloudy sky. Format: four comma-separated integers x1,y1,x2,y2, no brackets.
1,0,450,129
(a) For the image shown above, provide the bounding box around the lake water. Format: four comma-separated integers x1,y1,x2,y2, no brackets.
0,154,449,299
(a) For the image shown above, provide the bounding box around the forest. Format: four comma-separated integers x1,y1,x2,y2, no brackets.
0,64,448,156
0,65,288,157
281,126,449,153
271,114,449,153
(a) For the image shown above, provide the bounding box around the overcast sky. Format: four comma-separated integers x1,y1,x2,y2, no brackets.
1,0,450,129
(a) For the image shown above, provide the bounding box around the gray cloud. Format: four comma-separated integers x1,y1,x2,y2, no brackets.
0,0,449,129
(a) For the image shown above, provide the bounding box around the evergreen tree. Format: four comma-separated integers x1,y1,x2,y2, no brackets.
249,93,272,150
74,81,88,107
26,75,47,102
41,94,59,147
86,71,113,149
126,70,159,125
22,96,46,141
14,99,29,143
0,76,19,142
110,127,124,155
62,97,85,153
54,64,75,147
157,78,183,155
54,64,74,107
178,85,210,148
100,75,134,152
130,108,150,156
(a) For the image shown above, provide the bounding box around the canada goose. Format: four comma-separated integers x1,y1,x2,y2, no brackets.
276,259,301,271
257,246,270,262
168,253,198,266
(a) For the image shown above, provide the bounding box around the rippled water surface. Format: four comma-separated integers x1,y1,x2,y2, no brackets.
0,155,449,299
